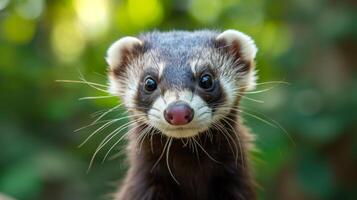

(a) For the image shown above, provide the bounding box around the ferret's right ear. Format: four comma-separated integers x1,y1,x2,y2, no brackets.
106,37,142,96
106,36,143,73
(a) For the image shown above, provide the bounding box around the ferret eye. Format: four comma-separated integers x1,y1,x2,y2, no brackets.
144,77,157,92
199,74,213,90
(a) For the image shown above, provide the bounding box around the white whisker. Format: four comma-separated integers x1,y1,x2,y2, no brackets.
79,95,115,100
166,138,180,185
192,137,221,164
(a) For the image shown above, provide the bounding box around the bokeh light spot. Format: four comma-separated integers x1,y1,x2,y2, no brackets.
74,0,110,39
1,14,36,44
0,0,10,10
189,0,222,24
127,0,163,28
51,20,85,63
15,0,44,19
259,22,292,57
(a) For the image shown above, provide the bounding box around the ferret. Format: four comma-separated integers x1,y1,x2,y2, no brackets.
106,29,258,200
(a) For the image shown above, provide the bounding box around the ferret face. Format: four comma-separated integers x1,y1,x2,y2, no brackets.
106,30,257,138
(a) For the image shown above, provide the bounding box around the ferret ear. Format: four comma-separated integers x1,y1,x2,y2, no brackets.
215,29,258,90
106,36,143,95
106,36,143,73
216,29,257,64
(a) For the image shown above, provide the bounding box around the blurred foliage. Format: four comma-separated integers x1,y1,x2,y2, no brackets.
0,0,356,199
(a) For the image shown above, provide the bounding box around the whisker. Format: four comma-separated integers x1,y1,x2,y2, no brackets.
137,125,153,153
107,147,126,161
79,95,115,100
96,118,146,151
233,81,290,92
239,106,295,146
220,117,245,167
192,137,221,164
151,138,170,172
56,79,109,93
76,111,140,133
79,119,118,148
240,87,275,94
55,79,108,88
197,111,211,118
90,107,126,118
212,121,240,166
191,138,200,162
87,119,143,172
102,123,149,163
75,119,118,133
166,138,180,185
150,129,157,154
209,103,279,130
92,104,122,125
240,95,264,103
230,107,278,129
212,102,294,148
79,113,146,147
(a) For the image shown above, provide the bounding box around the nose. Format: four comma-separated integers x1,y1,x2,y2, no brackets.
164,101,194,126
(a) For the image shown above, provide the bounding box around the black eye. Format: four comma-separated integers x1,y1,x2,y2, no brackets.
144,77,157,92
199,74,214,90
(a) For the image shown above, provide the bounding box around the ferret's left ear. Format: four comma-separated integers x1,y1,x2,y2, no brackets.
216,29,258,90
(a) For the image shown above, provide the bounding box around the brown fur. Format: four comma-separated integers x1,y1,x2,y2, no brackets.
114,111,256,200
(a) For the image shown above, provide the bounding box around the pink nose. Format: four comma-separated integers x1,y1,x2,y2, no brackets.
164,102,194,126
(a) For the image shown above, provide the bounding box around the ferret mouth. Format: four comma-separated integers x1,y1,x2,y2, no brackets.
158,126,207,138
165,127,200,131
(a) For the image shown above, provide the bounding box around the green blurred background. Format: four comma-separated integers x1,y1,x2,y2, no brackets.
0,0,356,199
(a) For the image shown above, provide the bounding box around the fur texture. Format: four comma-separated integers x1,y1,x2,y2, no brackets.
106,30,258,200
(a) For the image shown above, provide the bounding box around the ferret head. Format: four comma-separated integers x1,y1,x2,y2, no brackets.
106,30,257,138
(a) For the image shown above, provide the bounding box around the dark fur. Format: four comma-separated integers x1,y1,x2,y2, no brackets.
110,30,257,200
115,110,255,200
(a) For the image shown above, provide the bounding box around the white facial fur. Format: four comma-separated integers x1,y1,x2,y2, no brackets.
106,36,142,105
106,30,258,139
147,90,212,138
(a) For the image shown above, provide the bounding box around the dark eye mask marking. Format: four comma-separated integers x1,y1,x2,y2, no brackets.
134,68,160,113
